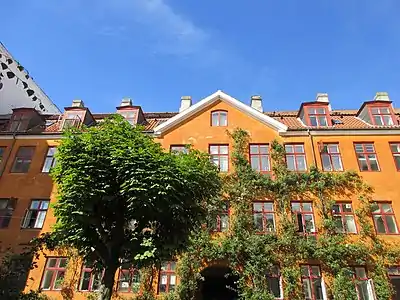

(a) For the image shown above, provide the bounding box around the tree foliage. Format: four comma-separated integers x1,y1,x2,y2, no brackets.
49,115,222,300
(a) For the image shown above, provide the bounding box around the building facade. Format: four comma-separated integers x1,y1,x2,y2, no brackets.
0,91,399,299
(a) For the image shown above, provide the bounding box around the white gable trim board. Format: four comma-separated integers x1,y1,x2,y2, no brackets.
153,90,288,135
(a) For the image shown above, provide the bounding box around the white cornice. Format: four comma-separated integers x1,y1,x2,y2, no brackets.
153,90,288,135
280,129,400,136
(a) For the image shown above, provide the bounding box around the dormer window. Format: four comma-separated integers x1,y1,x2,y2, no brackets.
10,114,30,132
211,110,227,127
119,110,136,125
370,107,394,125
307,107,328,126
63,112,83,129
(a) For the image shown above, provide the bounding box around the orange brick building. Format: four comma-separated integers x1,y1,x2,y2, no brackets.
0,90,400,299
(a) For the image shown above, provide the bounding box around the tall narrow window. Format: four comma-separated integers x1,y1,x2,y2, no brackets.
291,202,316,234
79,263,103,291
353,267,375,300
390,143,400,171
158,261,176,293
307,107,328,126
249,144,271,173
211,202,229,232
211,111,228,126
0,147,5,166
170,145,189,154
267,266,282,298
388,266,400,300
354,143,380,172
371,202,398,234
253,202,275,233
11,146,35,173
118,264,140,293
209,145,229,172
370,107,394,125
41,257,67,290
320,144,343,171
42,147,57,173
0,198,17,228
285,144,307,171
301,265,325,300
332,202,357,233
22,200,49,229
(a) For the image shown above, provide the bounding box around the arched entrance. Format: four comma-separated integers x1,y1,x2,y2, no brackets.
197,265,239,300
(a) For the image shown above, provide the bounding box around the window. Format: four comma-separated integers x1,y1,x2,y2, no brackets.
119,110,136,125
0,147,5,165
209,145,229,172
307,107,328,126
253,202,275,233
354,143,380,172
370,107,394,125
320,144,343,171
390,143,400,171
79,263,103,291
211,110,227,126
170,145,189,154
301,265,324,300
291,202,316,234
332,202,357,233
118,264,140,293
353,267,375,300
10,114,30,132
0,198,17,228
42,147,57,173
371,202,398,234
250,144,271,173
11,146,35,173
22,200,49,229
63,112,83,129
267,266,282,298
211,202,229,232
285,144,307,171
158,261,176,293
388,266,400,300
41,257,67,290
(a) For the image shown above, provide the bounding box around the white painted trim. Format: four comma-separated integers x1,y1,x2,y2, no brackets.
321,277,328,300
153,90,288,135
0,134,62,140
280,129,400,136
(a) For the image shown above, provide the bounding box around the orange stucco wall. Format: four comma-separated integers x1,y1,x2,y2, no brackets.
0,99,399,299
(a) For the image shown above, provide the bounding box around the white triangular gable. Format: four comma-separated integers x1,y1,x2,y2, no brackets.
153,90,287,135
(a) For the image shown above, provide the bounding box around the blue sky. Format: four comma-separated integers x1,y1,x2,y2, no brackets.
2,0,400,113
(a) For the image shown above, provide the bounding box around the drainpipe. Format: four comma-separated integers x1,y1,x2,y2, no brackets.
307,129,317,166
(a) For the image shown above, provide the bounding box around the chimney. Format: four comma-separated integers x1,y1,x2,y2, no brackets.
374,92,390,101
179,96,192,112
250,95,263,112
316,93,329,103
71,99,84,108
120,97,133,107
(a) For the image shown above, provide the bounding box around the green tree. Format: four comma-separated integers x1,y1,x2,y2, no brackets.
50,115,222,300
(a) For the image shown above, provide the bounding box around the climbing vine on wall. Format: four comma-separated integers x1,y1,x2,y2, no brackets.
155,128,400,300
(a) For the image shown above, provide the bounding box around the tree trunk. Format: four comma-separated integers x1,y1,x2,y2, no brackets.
98,263,118,300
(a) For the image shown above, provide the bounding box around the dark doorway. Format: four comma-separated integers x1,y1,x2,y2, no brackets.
197,266,239,300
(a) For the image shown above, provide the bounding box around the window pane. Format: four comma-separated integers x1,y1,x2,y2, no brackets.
267,277,281,297
250,145,258,154
332,204,341,214
263,202,274,211
34,211,47,228
220,113,227,126
304,215,315,232
80,272,91,290
53,271,65,289
312,278,324,300
321,154,332,171
332,155,343,171
42,158,54,172
355,144,364,152
286,155,295,170
260,156,270,171
220,215,229,231
316,108,326,114
285,145,294,153
357,281,370,300
48,258,57,268
265,214,275,232
0,199,8,210
344,216,357,233
253,213,263,230
311,266,320,276
343,203,353,212
297,156,307,171
383,115,393,125
253,203,263,212
259,145,269,154
209,146,218,154
391,144,400,153
374,216,386,233
382,204,393,213
328,145,339,153
334,215,344,233
394,155,400,170
219,146,228,154
40,201,49,209
385,216,398,233
59,259,68,268
301,266,310,277
368,155,379,171
309,116,318,126
291,203,301,212
30,201,40,209
374,116,383,125
302,278,312,299
295,145,304,153
41,270,54,289
303,203,312,212
365,145,375,152
251,157,260,171
211,113,219,126
219,156,228,172
318,116,328,126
